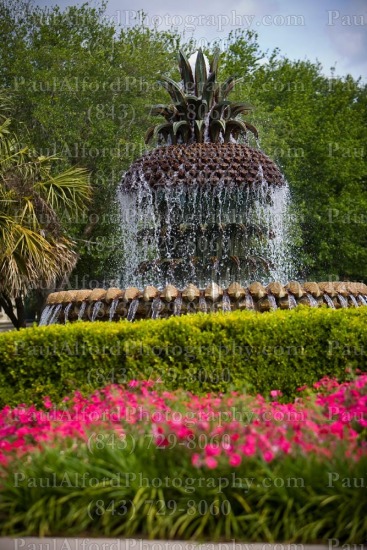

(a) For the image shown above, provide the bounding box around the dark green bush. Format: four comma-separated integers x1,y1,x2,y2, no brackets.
1,307,367,407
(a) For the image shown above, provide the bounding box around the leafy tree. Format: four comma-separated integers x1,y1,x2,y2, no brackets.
218,31,367,280
0,92,90,328
0,0,180,287
1,3,366,287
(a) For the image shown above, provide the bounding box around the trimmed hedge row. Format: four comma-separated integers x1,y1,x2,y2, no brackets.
1,307,367,406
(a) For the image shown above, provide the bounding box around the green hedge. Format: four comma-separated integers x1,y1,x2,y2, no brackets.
1,307,367,406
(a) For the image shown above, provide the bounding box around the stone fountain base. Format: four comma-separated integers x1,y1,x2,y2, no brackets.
39,281,367,326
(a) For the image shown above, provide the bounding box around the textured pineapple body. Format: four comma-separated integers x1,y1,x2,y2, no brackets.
122,143,284,190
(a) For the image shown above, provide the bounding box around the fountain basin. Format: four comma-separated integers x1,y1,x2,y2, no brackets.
39,280,367,325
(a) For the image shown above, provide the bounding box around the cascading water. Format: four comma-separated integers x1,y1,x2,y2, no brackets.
173,295,182,316
267,293,277,310
109,299,119,321
91,301,104,322
349,294,359,308
39,305,53,326
245,290,255,309
64,302,73,323
287,292,297,309
49,303,62,325
337,294,348,308
323,295,335,308
78,301,87,320
119,176,295,290
151,297,163,319
127,299,139,321
306,293,318,307
222,293,231,312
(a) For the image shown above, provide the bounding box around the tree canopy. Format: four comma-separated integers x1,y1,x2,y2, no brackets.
1,0,366,298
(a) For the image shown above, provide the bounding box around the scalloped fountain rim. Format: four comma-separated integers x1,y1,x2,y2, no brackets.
39,280,367,325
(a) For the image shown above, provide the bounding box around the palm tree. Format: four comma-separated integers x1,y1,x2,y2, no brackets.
0,91,91,328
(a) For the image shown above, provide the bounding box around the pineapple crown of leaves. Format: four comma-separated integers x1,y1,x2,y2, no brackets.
145,48,258,146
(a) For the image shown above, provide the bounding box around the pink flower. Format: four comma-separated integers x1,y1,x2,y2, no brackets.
270,390,283,398
192,453,201,467
229,453,242,467
205,443,221,457
43,397,52,409
263,450,274,462
205,456,218,469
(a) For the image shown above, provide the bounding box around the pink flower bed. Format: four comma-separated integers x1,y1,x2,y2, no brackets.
1,375,366,469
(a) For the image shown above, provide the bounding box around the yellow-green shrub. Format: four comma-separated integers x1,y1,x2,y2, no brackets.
0,307,366,406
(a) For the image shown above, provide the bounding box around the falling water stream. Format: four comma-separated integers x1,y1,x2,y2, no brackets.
78,301,87,320
306,293,318,307
48,304,62,325
91,301,104,322
127,299,139,321
173,296,182,316
109,299,119,321
267,294,277,310
199,295,208,313
39,305,53,326
64,303,73,323
119,176,295,290
337,294,348,308
222,293,232,312
287,293,297,309
323,295,335,308
151,297,163,319
245,290,255,309
349,294,359,307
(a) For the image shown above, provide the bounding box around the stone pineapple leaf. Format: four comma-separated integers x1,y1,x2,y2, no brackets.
144,126,155,144
178,49,194,91
194,48,208,97
210,119,226,141
227,101,253,118
209,48,220,75
172,121,190,142
150,104,178,120
153,123,173,142
159,76,187,105
202,71,218,107
210,100,231,121
220,76,243,100
186,96,208,120
224,120,247,142
194,120,205,142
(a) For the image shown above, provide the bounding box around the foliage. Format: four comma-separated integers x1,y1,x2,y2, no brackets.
0,376,366,541
0,1,366,285
0,90,91,328
0,306,366,407
0,0,180,286
219,36,367,279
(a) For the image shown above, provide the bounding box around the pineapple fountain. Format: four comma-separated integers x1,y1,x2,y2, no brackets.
40,49,367,325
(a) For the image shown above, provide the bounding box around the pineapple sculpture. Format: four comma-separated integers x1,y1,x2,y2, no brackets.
120,49,290,289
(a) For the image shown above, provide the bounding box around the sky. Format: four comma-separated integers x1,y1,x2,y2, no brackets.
34,0,367,81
